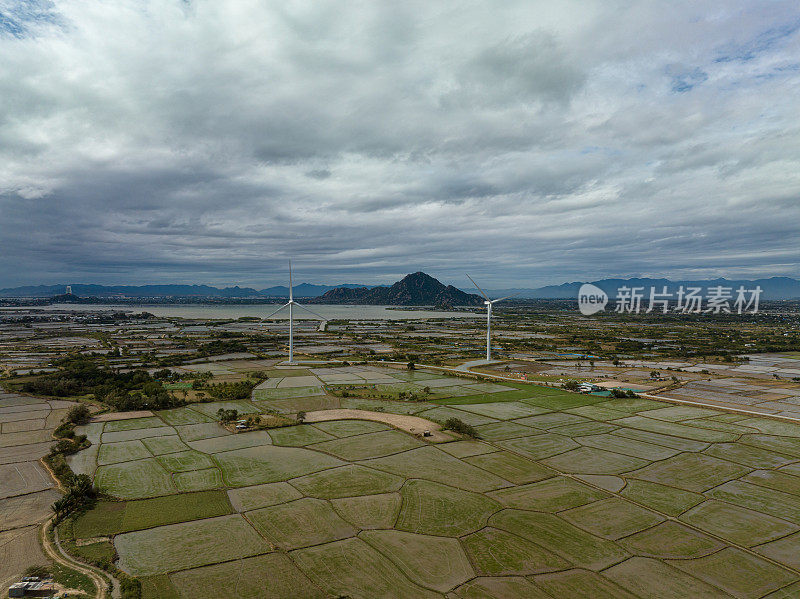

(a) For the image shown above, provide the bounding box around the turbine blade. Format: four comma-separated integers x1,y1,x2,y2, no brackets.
466,274,489,300
293,302,328,321
288,261,293,301
262,302,290,320
491,293,519,303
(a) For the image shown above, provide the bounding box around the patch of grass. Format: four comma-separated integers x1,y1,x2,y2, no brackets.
311,419,390,437
214,444,344,487
490,509,629,571
541,446,650,475
395,479,501,537
141,435,189,455
462,527,569,576
115,514,270,576
73,491,232,537
627,453,750,493
619,521,724,559
560,497,664,540
97,440,151,465
155,450,216,472
360,530,475,592
168,554,324,599
680,500,800,546
310,429,424,461
94,458,176,499
464,451,552,485
246,497,357,550
292,537,441,599
619,479,704,516
266,424,336,446
156,407,213,426
140,574,180,599
227,482,303,512
289,464,403,499
365,446,509,493
51,560,97,596
496,433,580,461
488,476,607,511
331,493,402,529
173,468,223,492
104,417,170,432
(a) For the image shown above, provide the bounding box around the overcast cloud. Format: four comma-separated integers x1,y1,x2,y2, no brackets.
1,0,799,288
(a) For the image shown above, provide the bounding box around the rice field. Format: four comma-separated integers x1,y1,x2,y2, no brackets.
59,364,800,598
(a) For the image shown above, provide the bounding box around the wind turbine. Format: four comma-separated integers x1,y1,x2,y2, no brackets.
466,274,516,361
263,263,327,364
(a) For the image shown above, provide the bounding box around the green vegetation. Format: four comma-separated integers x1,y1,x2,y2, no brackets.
247,498,357,550
114,515,271,576
72,490,233,537
444,417,481,438
19,356,184,410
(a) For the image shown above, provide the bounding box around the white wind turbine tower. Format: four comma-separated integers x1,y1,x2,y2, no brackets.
263,263,327,364
466,274,516,361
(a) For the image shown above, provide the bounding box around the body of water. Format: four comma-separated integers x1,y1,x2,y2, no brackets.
34,303,479,320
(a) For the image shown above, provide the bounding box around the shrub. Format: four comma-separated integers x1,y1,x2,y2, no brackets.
67,404,91,425
444,417,480,438
216,408,239,423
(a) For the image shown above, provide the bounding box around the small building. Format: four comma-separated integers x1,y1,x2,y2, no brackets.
9,579,55,598
578,383,603,393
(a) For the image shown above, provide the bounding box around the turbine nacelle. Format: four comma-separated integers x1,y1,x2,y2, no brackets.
262,261,326,364
466,274,517,361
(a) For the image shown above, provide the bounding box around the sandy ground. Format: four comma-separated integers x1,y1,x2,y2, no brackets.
303,408,456,442
92,410,153,422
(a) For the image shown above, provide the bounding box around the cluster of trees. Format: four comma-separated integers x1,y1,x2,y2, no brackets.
21,357,185,411
52,474,95,522
216,408,239,423
444,417,480,438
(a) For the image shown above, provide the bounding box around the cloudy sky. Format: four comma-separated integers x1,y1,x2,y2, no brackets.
1,0,799,289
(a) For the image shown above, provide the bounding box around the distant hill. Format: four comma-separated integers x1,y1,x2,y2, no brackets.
0,282,378,299
473,276,800,300
3,275,798,301
309,272,484,306
259,283,378,298
0,284,263,298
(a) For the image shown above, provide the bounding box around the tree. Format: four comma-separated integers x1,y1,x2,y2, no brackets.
563,380,580,391
407,361,415,371
297,411,307,423
216,408,238,423
444,417,480,438
66,404,91,425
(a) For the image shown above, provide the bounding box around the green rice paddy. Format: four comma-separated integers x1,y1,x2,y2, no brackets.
63,364,800,599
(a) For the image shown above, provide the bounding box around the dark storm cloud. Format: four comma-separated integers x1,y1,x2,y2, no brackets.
0,0,799,289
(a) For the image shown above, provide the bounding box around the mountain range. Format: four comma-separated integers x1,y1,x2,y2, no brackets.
467,277,800,300
2,276,799,301
0,282,377,299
